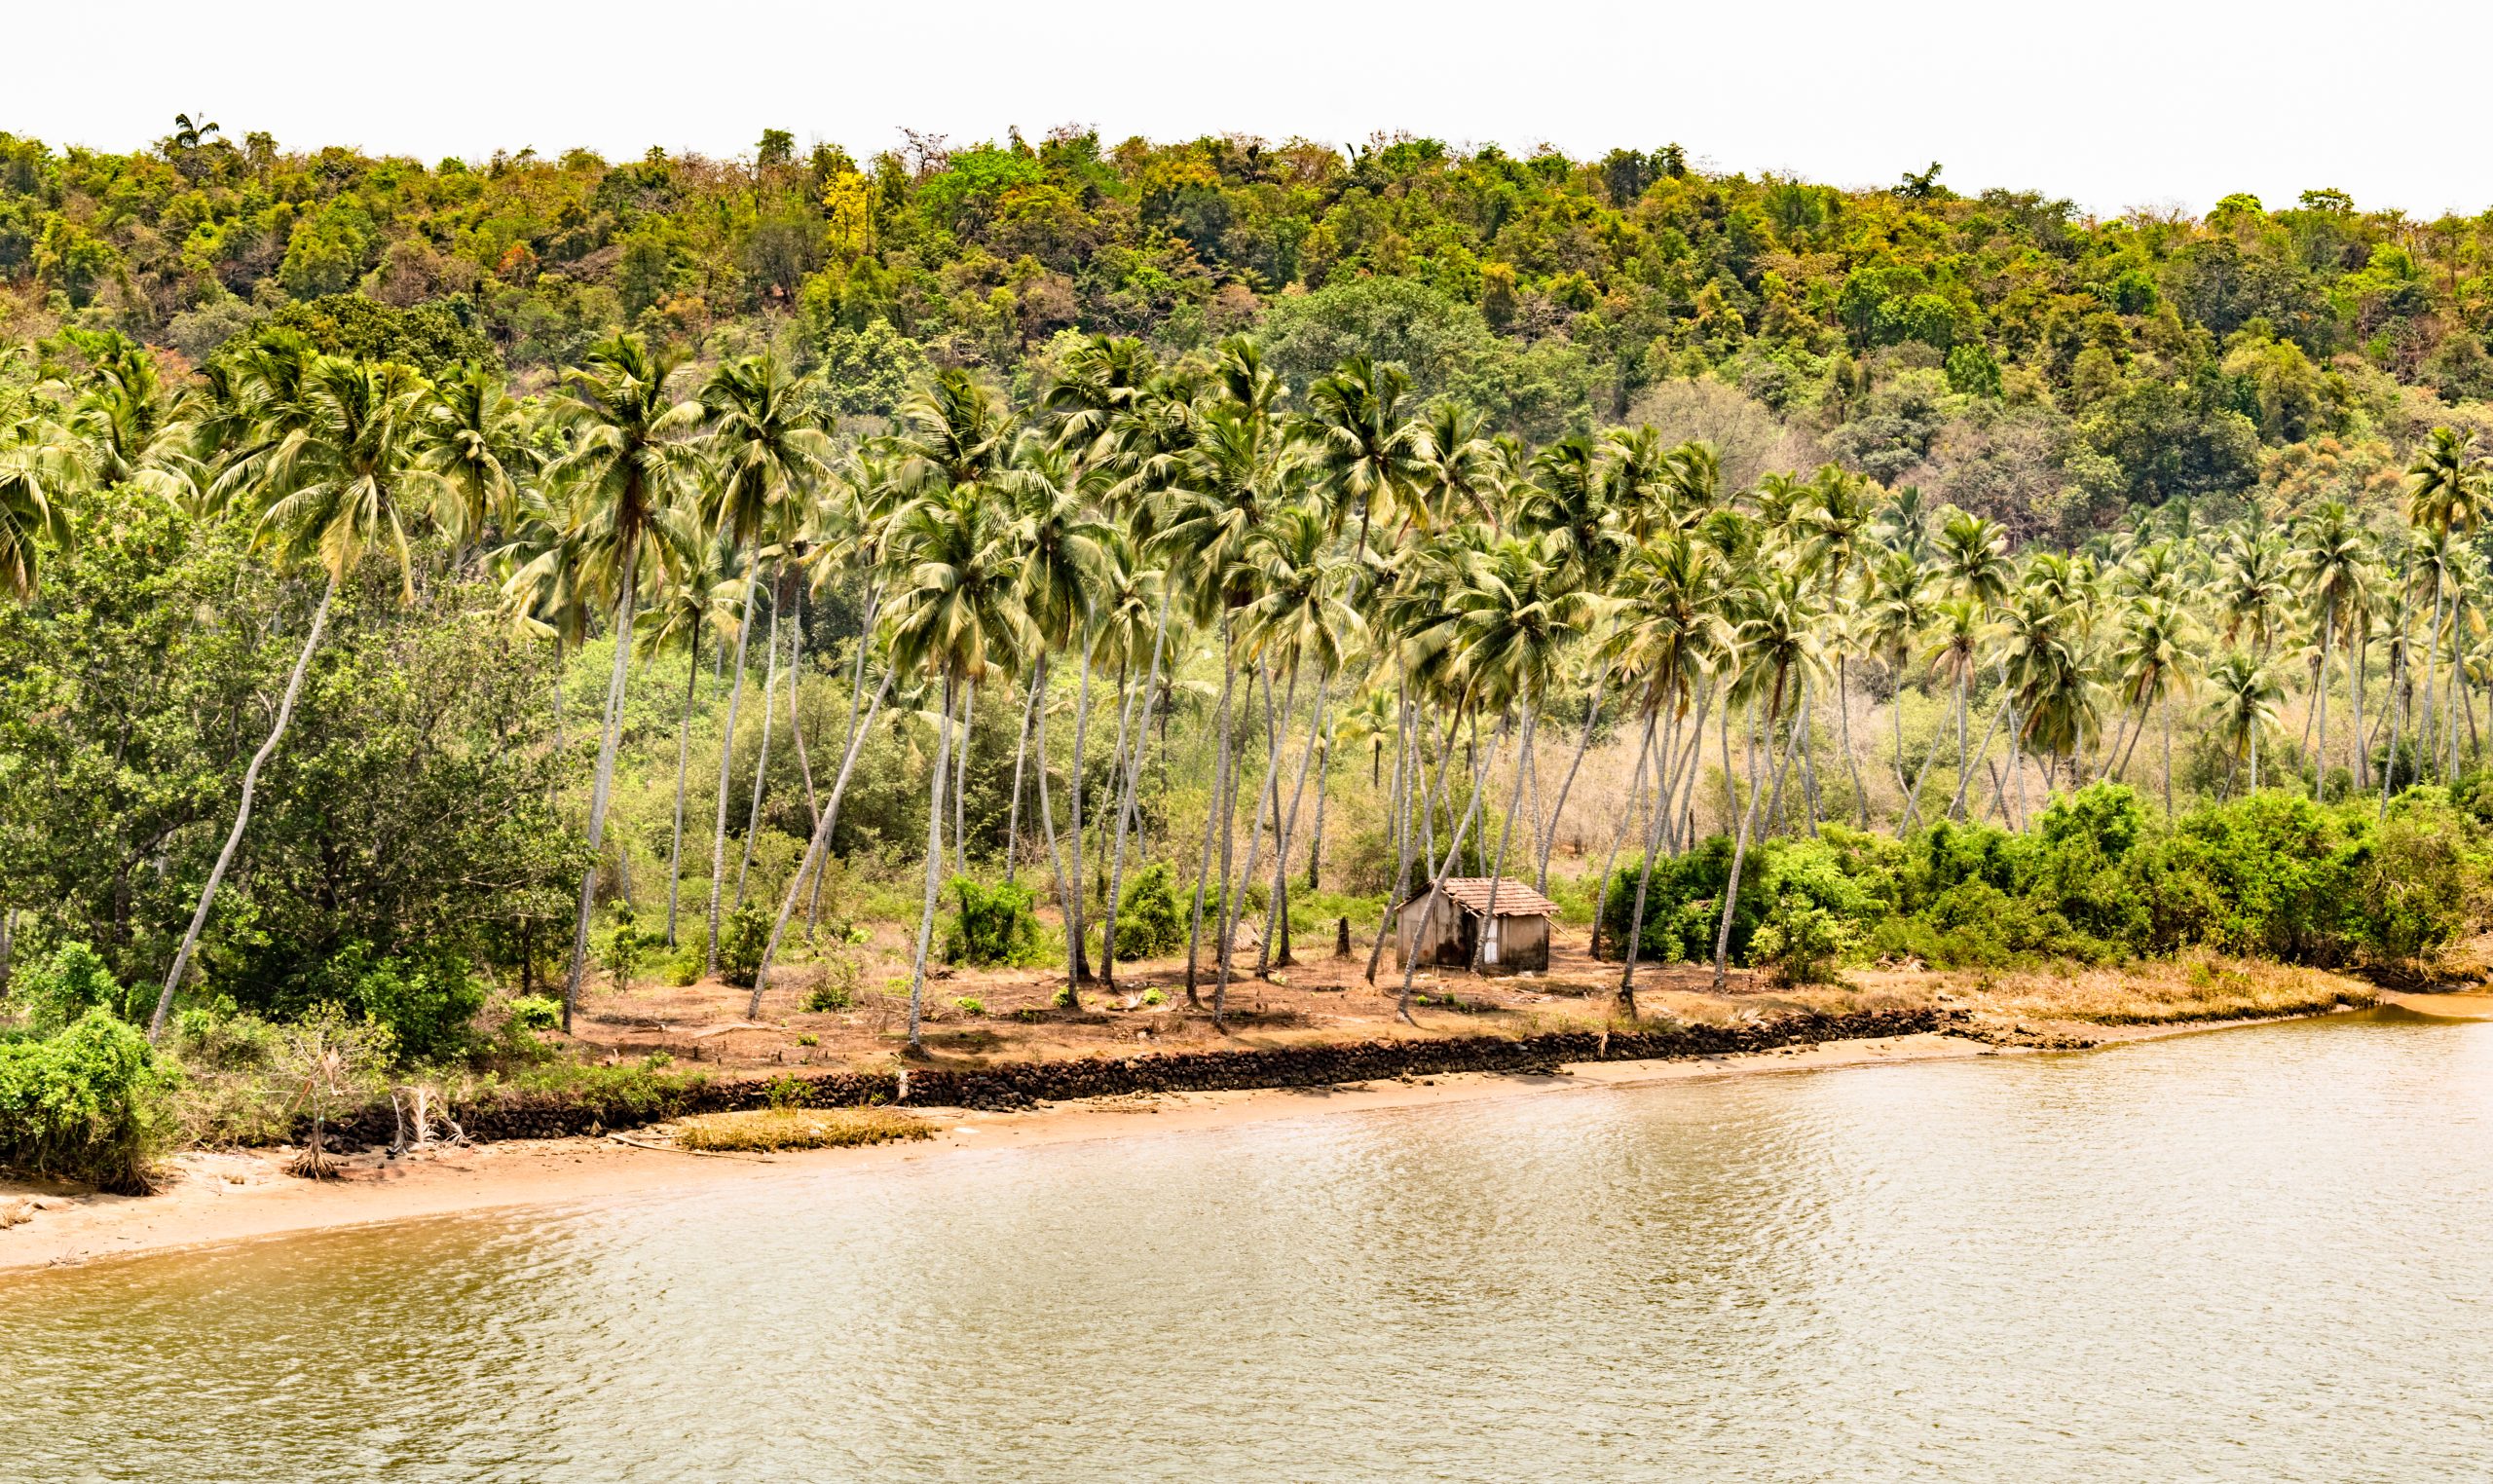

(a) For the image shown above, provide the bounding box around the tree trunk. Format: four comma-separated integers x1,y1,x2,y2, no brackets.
150,571,341,1040
1099,586,1173,992
1617,712,1672,1015
1220,662,1288,1002
1183,641,1238,1006
1007,659,1043,884
1837,655,1870,828
1364,694,1426,984
734,574,783,909
1713,677,1790,991
705,552,763,976
2314,599,2333,800
1538,664,1607,891
751,666,894,1017
1063,630,1098,1001
1305,707,1334,894
665,625,697,946
1396,713,1500,1023
1262,670,1331,971
1588,709,1659,962
1947,690,2013,823
954,680,974,876
561,544,643,1030
905,674,955,1055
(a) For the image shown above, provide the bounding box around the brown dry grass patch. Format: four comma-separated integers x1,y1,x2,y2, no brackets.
1969,956,2375,1025
673,1106,933,1153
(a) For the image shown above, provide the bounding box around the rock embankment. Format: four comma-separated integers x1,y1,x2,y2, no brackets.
316,1007,1951,1146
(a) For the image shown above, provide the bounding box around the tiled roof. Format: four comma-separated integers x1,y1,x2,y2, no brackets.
1414,877,1561,918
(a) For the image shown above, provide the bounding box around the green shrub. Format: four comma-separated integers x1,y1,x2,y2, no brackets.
952,996,986,1017
505,995,562,1033
317,943,486,1064
2352,797,2474,960
664,944,703,985
601,904,652,990
1109,861,1187,959
718,904,771,987
1750,898,1851,984
803,981,855,1013
16,941,139,1031
940,878,1045,967
0,1009,178,1193
1140,988,1165,1007
171,1001,281,1069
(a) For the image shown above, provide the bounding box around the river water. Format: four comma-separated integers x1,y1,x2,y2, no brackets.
7,1011,2492,1482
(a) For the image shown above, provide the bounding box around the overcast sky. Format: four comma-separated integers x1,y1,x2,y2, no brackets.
17,0,2489,219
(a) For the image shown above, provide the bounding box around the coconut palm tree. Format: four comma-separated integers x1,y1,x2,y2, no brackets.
2207,652,2283,794
148,356,445,1039
2293,501,2369,799
1712,567,1825,989
546,333,705,1028
0,401,74,602
883,480,1028,1052
2109,596,2202,814
420,361,533,564
696,352,834,975
638,560,742,946
1298,355,1423,563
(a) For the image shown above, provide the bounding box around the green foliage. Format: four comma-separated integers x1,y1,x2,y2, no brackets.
0,1009,177,1193
255,295,494,377
15,941,140,1030
505,995,562,1034
952,996,986,1017
315,943,486,1064
1109,861,1187,959
601,904,652,990
940,878,1045,967
717,904,771,988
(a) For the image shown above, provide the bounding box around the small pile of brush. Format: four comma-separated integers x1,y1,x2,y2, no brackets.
671,1106,931,1153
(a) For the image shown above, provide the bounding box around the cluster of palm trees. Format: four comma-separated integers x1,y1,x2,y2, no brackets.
8,324,2493,1054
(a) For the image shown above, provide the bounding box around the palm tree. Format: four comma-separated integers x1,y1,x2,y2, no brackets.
547,333,704,1029
2109,597,2202,814
638,561,741,946
148,356,444,1039
2293,501,2369,799
420,360,533,564
1864,549,1937,822
1712,568,1825,989
0,404,74,602
884,481,1028,1052
1299,355,1423,562
2405,427,2485,784
2207,652,2283,794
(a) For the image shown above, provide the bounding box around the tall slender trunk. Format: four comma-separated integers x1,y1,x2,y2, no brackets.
1262,670,1331,972
1063,629,1098,1000
1470,698,1538,974
666,626,697,946
2162,691,2175,817
561,545,643,1028
1950,671,1970,819
751,666,893,1017
1618,712,1672,1014
2421,577,2444,776
1304,708,1334,894
2351,629,2368,791
905,673,956,1055
1364,694,1425,983
1397,713,1499,1023
1007,660,1043,883
2314,599,2334,800
2447,594,2466,781
1837,655,1869,828
1219,662,1287,1003
1589,708,1659,962
1538,664,1607,891
1099,587,1172,992
705,552,763,975
1184,639,1238,1006
954,680,975,875
150,571,340,1040
2383,625,2409,816
1713,676,1790,991
735,575,783,909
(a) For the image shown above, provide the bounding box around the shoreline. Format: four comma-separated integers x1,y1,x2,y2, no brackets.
0,1006,2384,1278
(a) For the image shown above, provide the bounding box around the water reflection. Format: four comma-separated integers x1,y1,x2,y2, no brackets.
9,1013,2493,1481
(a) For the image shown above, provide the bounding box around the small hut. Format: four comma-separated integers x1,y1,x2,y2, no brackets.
1395,878,1559,975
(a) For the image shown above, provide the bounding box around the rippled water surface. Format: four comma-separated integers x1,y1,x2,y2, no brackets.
9,1012,2493,1482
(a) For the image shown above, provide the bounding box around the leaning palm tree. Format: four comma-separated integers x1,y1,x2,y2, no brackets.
2292,501,2369,799
547,333,705,1029
1298,355,1424,563
696,352,834,975
2109,597,2203,814
148,356,444,1039
1712,567,1826,989
883,481,1028,1053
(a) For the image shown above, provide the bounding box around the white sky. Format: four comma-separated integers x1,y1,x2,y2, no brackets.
17,0,2492,220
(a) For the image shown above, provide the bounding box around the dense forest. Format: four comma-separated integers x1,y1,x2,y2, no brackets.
7,118,2493,1187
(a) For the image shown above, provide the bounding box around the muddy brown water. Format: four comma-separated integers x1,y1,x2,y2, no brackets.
7,1009,2493,1481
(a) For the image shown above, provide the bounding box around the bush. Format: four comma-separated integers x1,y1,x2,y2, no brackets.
170,1000,281,1069
1109,861,1187,959
940,879,1044,967
0,1009,178,1193
718,904,770,987
952,996,986,1017
1751,898,1851,984
601,904,652,990
505,995,562,1033
16,941,140,1031
318,943,486,1064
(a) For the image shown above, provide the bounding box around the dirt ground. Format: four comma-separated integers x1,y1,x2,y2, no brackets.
556,926,1855,1073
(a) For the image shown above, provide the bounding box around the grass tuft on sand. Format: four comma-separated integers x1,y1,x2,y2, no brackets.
672,1106,932,1153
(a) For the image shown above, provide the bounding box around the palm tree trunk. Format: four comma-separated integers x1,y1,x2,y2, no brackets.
1007,659,1043,884
666,626,696,946
705,552,763,976
752,666,893,1018
953,680,974,875
1184,640,1238,1005
1063,630,1098,1000
1221,663,1288,999
2421,578,2444,775
2162,691,2175,817
735,575,783,909
1947,689,2013,822
2351,629,2367,791
2447,595,2466,781
2314,601,2333,800
1950,672,1970,819
1589,709,1659,962
149,570,340,1041
1364,696,1429,984
787,590,819,839
1618,712,1673,1013
1397,712,1500,1024
1713,684,1794,992
1837,655,1870,828
561,545,643,1029
2383,630,2408,816
1538,663,1607,891
905,674,955,1055
1099,587,1173,992
1305,708,1334,894
1261,669,1331,972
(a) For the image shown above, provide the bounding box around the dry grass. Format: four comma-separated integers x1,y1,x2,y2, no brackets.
1967,956,2375,1026
672,1106,933,1153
